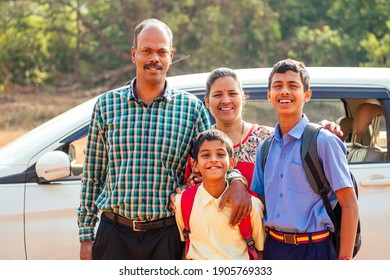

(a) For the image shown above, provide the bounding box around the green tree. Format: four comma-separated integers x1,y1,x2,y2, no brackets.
0,0,80,88
169,0,281,72
360,19,390,67
1,0,389,92
287,25,352,66
327,0,390,65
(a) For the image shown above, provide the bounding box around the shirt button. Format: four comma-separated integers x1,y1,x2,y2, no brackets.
279,193,283,198
276,213,280,218
282,154,286,158
280,173,284,178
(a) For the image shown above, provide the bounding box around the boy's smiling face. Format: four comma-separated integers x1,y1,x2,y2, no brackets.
194,139,234,181
268,70,312,119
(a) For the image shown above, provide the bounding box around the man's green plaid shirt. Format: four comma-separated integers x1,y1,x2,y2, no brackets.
78,79,210,242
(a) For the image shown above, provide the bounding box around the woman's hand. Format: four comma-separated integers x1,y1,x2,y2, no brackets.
318,119,343,137
169,172,203,213
169,184,188,213
186,172,202,187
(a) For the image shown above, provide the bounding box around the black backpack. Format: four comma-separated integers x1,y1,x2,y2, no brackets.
260,123,361,258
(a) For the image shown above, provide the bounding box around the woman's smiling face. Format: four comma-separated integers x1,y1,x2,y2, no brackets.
205,76,245,125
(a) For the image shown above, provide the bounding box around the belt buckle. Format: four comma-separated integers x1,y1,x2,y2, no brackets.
283,233,298,245
133,220,146,231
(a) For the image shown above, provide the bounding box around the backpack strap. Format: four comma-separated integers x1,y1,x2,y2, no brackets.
260,135,274,172
238,214,258,260
301,123,336,225
180,184,200,258
301,123,363,257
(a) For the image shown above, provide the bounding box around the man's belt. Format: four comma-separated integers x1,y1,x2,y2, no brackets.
266,227,330,245
102,211,176,232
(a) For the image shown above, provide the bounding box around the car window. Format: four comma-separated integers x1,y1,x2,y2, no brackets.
55,127,88,179
243,99,346,128
68,136,87,176
377,116,387,148
243,97,387,164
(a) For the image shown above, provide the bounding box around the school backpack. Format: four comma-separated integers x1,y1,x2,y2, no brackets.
260,123,361,258
180,184,258,260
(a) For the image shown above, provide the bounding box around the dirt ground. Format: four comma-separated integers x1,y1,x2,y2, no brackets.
0,130,26,147
0,87,95,148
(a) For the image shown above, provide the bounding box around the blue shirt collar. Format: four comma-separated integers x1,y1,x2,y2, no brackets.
274,114,309,141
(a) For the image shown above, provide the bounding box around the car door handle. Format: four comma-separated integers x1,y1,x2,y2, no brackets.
360,176,390,187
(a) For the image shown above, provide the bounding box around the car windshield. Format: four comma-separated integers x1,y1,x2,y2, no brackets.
0,97,97,165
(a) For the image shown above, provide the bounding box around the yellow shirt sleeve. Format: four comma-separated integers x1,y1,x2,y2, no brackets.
173,192,185,241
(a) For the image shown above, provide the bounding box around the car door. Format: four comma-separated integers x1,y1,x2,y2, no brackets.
23,127,88,260
342,97,390,260
0,182,25,259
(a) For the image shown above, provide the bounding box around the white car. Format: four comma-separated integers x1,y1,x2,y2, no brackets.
0,67,389,259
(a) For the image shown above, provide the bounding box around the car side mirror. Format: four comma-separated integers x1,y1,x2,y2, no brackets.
36,151,71,183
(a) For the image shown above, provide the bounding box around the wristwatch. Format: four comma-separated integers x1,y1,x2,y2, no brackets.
230,177,248,187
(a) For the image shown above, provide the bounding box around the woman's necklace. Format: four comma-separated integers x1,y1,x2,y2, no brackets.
214,121,244,167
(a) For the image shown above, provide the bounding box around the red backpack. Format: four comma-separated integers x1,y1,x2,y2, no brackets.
180,184,258,260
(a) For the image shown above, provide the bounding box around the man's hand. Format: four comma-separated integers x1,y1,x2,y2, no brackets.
318,119,343,137
80,240,93,260
219,180,251,226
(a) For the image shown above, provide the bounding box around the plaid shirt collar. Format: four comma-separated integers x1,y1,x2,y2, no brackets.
123,78,173,103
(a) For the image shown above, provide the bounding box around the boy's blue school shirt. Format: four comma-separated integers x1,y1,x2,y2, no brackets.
250,115,353,233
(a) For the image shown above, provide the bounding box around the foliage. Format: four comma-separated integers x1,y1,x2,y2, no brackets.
287,25,351,66
0,0,389,92
360,20,390,67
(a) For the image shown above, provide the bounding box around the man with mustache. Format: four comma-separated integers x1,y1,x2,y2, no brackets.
77,18,249,260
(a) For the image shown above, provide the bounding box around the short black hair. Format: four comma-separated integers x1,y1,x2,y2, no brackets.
192,130,233,161
268,58,310,91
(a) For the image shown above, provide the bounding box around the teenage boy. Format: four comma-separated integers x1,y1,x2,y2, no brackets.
250,59,359,260
174,130,265,260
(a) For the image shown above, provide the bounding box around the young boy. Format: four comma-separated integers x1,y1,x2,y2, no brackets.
174,129,265,260
250,59,359,260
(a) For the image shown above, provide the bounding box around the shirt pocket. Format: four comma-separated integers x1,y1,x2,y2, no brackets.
286,161,313,193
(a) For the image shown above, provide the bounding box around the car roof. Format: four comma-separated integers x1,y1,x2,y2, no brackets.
167,67,390,90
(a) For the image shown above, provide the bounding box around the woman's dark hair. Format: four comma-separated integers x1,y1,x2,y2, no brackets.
205,67,243,98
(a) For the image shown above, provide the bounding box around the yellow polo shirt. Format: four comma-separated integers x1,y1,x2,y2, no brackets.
174,184,265,260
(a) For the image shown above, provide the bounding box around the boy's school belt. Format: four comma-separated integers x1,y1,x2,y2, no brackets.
266,227,330,245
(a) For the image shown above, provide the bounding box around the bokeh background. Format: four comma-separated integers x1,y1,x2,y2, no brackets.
1,0,389,142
